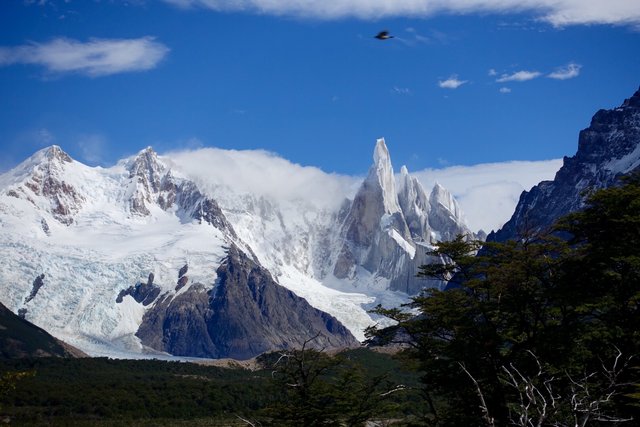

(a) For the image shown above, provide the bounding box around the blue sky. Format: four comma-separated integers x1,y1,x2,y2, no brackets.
1,0,639,176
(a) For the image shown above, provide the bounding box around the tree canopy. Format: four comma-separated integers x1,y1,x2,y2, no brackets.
369,173,640,426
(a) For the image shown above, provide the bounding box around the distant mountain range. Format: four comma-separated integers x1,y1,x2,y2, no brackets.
2,86,638,360
0,136,472,358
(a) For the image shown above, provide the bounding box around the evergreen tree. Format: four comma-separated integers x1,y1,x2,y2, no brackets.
369,174,640,426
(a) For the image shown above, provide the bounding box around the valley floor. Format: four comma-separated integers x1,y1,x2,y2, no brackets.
0,349,423,426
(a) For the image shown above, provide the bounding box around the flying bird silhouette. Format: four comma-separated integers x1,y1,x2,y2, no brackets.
374,31,394,40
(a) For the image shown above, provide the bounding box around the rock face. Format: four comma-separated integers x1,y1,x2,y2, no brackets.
116,273,161,306
125,148,238,238
332,138,475,294
491,87,640,242
334,139,413,279
24,274,45,304
137,245,359,359
428,183,470,242
0,301,85,359
5,145,84,225
397,166,431,241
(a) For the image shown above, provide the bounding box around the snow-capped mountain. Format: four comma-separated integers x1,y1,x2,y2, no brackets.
332,139,474,294
491,86,640,242
0,139,473,358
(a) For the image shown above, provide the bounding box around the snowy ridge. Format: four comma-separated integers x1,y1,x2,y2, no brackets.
0,141,474,356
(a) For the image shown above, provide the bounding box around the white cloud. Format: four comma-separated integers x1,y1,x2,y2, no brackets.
412,159,563,233
400,27,436,45
496,70,541,82
163,147,359,210
76,134,107,164
391,86,411,95
547,62,582,80
499,87,512,93
0,37,169,77
488,68,497,76
162,0,640,26
438,75,467,89
164,145,562,235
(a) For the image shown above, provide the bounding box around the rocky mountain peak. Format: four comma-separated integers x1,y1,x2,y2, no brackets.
428,182,472,242
368,138,401,215
430,182,460,218
576,88,640,169
43,145,73,164
491,86,640,242
128,146,165,189
621,86,640,108
338,139,411,252
397,165,431,241
136,244,358,359
127,147,169,215
3,145,84,225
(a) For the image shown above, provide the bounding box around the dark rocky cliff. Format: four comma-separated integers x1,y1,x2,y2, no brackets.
136,245,359,360
490,87,640,242
0,301,85,359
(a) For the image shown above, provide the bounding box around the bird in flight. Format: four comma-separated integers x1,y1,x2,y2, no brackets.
374,31,394,40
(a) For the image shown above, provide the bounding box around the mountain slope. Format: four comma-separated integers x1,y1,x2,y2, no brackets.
0,141,473,357
490,86,640,242
137,245,358,359
0,301,85,359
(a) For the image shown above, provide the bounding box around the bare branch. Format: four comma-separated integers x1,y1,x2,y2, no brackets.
459,362,495,427
379,384,406,397
235,414,261,426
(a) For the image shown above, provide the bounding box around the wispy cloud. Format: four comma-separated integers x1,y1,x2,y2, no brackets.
496,70,541,82
0,37,169,77
547,62,581,80
404,27,430,44
76,134,107,164
164,147,359,210
391,86,411,95
163,0,640,26
413,159,562,233
499,87,512,93
399,27,448,46
164,145,561,235
488,68,497,76
438,75,468,89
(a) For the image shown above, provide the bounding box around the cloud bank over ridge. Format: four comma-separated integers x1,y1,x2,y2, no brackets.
164,147,360,210
413,159,563,233
162,146,562,234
